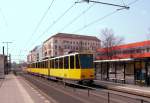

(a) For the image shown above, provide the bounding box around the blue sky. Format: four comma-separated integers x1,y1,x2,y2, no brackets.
0,0,149,62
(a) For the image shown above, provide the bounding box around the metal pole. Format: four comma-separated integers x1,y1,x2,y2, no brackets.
3,46,5,55
141,99,143,103
88,89,90,96
73,85,76,92
6,43,8,57
124,63,126,84
108,92,110,103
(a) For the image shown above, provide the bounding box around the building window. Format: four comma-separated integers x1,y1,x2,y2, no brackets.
55,52,57,55
64,45,67,49
55,45,57,49
76,47,78,50
55,40,57,43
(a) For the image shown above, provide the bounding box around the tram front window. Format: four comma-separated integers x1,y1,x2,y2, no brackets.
79,54,93,69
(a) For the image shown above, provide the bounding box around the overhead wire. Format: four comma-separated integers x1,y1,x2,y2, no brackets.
121,0,126,6
128,0,140,5
26,0,140,59
24,0,55,49
38,2,76,37
0,8,8,27
72,0,140,33
59,3,95,32
73,10,119,33
29,2,77,49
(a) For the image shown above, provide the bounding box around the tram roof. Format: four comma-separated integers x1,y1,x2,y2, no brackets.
28,52,92,64
50,52,80,60
94,58,134,63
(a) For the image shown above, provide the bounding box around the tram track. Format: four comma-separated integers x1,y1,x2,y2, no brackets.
21,74,105,103
21,73,150,103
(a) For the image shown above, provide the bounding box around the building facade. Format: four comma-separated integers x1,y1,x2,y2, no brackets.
27,45,43,63
43,33,101,58
95,40,150,86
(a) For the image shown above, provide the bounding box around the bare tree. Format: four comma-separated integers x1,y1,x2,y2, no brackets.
100,28,124,59
146,28,150,40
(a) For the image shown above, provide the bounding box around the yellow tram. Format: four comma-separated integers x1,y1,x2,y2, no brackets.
26,53,95,83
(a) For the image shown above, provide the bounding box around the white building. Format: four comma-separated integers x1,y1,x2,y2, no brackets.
27,45,43,62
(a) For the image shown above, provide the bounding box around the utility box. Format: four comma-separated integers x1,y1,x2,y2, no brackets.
0,55,5,79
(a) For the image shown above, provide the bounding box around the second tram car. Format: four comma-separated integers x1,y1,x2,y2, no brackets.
27,53,95,83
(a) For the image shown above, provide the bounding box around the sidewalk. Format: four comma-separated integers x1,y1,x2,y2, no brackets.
0,74,51,103
95,80,150,98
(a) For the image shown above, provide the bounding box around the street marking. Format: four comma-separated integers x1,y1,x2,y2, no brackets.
118,86,150,93
21,75,58,103
31,76,91,103
44,100,50,103
15,76,34,103
34,91,39,93
37,93,42,96
40,96,45,99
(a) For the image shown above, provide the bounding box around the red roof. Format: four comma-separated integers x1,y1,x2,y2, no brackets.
97,40,150,52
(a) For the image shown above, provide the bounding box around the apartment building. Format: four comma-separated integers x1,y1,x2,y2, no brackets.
27,45,43,62
43,33,101,58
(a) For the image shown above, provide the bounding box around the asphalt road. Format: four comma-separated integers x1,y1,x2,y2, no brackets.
21,73,150,103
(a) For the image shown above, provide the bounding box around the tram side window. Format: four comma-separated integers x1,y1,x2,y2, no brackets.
55,59,59,69
38,62,40,68
40,62,42,68
36,63,37,68
45,61,47,68
42,62,44,68
44,61,46,68
70,56,74,69
59,58,63,69
33,63,35,68
38,63,40,68
43,61,45,68
52,60,54,68
45,61,48,68
75,55,80,69
64,57,69,69
33,63,34,68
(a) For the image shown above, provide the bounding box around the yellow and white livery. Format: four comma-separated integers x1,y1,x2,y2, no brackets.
27,53,95,83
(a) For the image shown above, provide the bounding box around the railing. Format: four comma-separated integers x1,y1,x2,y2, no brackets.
62,81,150,103
22,73,150,103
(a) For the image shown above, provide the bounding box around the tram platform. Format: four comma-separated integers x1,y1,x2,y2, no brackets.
95,79,150,98
0,73,52,103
